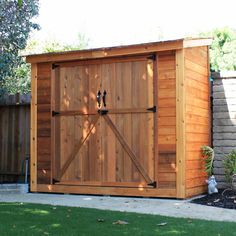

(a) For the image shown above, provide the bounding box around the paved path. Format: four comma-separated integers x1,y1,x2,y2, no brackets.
0,193,236,222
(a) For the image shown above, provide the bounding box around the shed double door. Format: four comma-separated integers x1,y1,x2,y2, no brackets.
52,55,157,188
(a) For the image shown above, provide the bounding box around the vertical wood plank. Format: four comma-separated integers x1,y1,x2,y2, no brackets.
114,62,124,182
153,55,159,184
51,66,59,182
207,46,212,147
122,62,132,181
54,68,61,180
131,61,140,181
88,64,102,181
104,63,116,182
51,67,55,184
30,63,38,191
147,58,155,180
176,50,186,198
139,61,147,179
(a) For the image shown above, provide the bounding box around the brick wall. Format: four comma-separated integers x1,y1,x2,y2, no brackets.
212,72,236,188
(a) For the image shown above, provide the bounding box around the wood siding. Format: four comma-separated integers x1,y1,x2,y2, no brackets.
28,39,211,198
184,46,210,197
53,57,155,187
37,63,52,184
157,51,176,189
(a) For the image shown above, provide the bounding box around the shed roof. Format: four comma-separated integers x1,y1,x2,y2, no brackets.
26,38,212,64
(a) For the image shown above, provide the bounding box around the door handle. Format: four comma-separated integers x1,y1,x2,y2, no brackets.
97,90,101,108
102,90,107,108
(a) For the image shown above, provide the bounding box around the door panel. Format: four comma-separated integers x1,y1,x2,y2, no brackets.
101,113,154,183
57,65,102,182
53,56,155,187
101,59,154,183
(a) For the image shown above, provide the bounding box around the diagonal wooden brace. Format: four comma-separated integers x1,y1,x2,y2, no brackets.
58,114,100,180
103,115,154,185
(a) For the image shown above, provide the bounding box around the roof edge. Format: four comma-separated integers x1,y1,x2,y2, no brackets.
26,38,211,64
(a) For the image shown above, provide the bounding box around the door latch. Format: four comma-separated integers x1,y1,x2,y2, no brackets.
102,90,107,108
97,90,101,108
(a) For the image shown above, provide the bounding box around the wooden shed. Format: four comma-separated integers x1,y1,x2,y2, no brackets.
26,38,212,198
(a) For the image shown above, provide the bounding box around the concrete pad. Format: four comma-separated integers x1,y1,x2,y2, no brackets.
0,193,235,222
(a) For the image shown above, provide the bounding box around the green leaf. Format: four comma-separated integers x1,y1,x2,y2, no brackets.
17,0,23,7
201,146,214,176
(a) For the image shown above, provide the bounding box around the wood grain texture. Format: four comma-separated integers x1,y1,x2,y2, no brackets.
31,42,211,198
36,63,52,184
26,39,211,64
157,52,177,189
36,184,176,197
176,49,186,198
53,57,155,188
30,64,37,191
185,46,210,196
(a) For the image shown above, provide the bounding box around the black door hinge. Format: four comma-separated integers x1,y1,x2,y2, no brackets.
147,106,156,113
148,181,157,188
52,111,60,116
147,54,156,61
52,64,60,69
52,178,60,184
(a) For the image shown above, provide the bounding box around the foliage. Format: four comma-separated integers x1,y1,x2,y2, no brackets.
201,146,214,177
0,63,31,94
0,0,39,83
200,27,236,72
0,203,236,236
0,0,88,95
223,150,236,183
0,0,39,96
23,33,89,55
1,34,89,95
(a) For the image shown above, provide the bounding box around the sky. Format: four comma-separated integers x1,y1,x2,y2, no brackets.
32,0,236,48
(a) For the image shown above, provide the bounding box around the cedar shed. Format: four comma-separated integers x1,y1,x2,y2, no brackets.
26,38,212,199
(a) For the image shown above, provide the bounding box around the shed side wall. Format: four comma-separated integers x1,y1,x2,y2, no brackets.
37,63,52,184
184,46,210,197
157,51,177,189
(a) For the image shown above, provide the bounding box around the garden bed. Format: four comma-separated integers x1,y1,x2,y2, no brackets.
191,189,236,209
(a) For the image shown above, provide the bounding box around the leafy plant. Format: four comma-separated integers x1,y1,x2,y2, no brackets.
0,0,39,96
201,146,214,177
23,33,89,55
223,150,236,183
200,27,236,72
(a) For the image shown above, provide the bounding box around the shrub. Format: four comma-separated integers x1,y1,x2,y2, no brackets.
223,150,236,183
201,146,214,177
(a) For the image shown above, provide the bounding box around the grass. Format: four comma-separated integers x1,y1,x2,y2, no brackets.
0,202,235,236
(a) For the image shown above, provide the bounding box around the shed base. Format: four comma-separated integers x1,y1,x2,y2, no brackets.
34,184,177,198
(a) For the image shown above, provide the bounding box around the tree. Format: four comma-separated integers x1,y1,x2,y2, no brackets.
24,33,89,54
201,27,236,72
0,0,39,94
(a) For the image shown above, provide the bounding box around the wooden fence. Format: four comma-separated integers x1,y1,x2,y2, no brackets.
0,94,30,183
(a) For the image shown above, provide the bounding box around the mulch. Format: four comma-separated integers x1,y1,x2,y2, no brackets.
191,189,236,209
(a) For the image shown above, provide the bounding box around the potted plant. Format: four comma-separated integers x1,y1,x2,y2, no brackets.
223,150,236,191
201,146,218,194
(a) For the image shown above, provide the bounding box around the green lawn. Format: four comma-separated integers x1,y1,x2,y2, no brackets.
0,202,235,236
